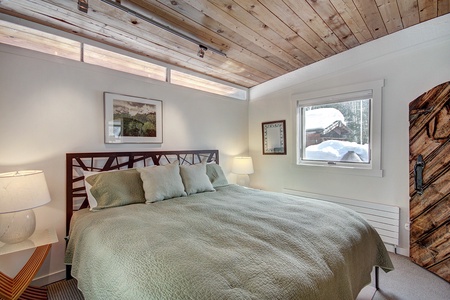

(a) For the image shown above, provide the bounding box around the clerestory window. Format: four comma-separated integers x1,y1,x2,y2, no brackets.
0,20,248,100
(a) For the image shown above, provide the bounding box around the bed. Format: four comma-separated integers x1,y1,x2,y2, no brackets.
65,150,393,300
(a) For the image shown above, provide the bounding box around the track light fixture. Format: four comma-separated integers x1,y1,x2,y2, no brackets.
78,0,88,13
197,45,207,58
83,0,227,58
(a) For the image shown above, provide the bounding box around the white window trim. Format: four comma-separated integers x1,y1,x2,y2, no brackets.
291,79,384,177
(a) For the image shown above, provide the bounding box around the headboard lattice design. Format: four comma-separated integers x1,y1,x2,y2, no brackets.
66,150,219,234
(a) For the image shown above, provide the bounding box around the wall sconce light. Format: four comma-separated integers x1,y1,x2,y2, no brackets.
0,170,51,244
198,45,207,58
232,157,254,187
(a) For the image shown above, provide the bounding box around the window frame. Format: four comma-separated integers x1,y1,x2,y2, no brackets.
83,44,167,82
0,19,81,61
292,80,384,177
170,68,247,100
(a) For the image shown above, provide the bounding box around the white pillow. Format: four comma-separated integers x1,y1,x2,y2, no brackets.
138,161,187,203
83,170,99,210
180,160,215,195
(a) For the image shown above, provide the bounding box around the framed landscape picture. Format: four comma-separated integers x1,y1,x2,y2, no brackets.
104,92,163,144
262,120,286,155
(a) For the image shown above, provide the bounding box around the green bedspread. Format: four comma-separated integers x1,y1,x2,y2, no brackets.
65,185,393,300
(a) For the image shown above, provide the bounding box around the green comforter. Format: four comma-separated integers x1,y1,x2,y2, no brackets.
65,185,393,300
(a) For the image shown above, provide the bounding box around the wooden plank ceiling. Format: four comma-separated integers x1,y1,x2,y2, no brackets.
0,0,449,88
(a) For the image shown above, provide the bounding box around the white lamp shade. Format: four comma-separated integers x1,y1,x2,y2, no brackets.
232,157,254,175
0,170,51,214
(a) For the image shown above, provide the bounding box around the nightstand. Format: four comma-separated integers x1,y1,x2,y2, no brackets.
0,228,58,300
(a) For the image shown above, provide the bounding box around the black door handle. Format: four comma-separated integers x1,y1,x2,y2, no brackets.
414,155,425,195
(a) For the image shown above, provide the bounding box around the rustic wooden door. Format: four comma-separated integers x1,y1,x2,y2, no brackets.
409,81,450,283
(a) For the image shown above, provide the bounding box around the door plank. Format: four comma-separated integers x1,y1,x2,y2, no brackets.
408,128,444,174
429,257,450,281
410,172,450,220
410,223,450,269
409,139,450,194
410,194,450,243
409,83,450,138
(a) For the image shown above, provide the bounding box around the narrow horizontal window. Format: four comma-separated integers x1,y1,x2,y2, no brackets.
0,20,80,60
170,70,247,100
83,45,166,82
0,20,248,101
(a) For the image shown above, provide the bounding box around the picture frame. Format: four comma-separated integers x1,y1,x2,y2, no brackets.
262,120,286,155
104,92,163,144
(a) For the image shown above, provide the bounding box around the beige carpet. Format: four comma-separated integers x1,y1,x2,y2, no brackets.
373,253,450,300
47,278,84,300
48,253,450,299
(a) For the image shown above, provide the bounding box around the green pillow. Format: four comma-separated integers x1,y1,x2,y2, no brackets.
180,160,215,195
138,161,187,203
206,163,229,188
85,169,145,210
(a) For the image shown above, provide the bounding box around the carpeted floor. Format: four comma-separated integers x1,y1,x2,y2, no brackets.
373,253,450,300
48,253,450,300
47,277,84,300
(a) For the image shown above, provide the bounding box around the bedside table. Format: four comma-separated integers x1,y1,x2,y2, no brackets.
0,228,58,300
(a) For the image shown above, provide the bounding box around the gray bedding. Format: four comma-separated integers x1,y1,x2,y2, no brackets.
65,185,393,300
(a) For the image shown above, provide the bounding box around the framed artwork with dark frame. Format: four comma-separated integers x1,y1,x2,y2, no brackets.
104,92,163,144
262,120,286,155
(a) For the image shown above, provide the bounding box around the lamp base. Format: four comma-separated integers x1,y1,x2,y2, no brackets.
236,174,250,187
0,209,36,244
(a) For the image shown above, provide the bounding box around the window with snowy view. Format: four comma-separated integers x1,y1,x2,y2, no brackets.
300,98,371,164
295,80,384,176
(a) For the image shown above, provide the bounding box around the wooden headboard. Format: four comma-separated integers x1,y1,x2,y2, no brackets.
66,150,219,235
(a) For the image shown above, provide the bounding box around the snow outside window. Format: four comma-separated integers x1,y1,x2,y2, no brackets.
294,80,384,177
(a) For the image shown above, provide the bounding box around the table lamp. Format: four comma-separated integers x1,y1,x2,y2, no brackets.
232,157,254,187
0,170,51,244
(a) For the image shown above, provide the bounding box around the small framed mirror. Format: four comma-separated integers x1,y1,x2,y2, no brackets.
262,120,286,155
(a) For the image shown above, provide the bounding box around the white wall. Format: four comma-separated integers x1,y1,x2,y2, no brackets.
248,15,450,256
0,45,248,283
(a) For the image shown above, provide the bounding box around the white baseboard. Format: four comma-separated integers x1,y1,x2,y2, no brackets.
32,269,66,286
393,246,409,256
385,244,409,257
